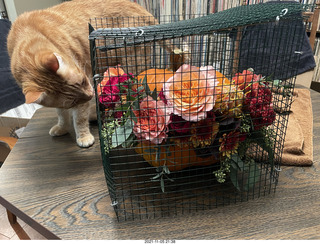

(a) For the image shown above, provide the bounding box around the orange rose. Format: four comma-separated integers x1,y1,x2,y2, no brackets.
163,64,218,122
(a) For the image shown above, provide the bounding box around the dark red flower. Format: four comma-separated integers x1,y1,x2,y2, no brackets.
99,73,134,107
207,110,216,120
99,76,121,107
158,88,167,105
114,111,124,121
219,131,240,158
244,84,275,130
190,117,219,148
169,114,191,135
239,132,247,142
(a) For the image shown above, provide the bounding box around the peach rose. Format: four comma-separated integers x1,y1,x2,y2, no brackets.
232,69,262,90
163,64,218,122
133,96,172,144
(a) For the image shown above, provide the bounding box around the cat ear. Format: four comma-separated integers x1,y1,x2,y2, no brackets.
53,53,67,75
41,52,66,75
25,91,43,104
41,53,59,73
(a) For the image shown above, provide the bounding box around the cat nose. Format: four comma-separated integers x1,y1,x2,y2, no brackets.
77,93,93,105
88,85,94,99
83,88,94,101
83,92,93,101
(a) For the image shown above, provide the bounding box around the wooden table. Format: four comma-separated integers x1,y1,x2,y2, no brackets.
0,88,320,240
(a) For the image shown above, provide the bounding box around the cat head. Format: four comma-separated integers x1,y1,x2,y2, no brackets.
11,51,94,109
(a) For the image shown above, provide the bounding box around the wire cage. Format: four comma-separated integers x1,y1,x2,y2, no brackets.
89,2,309,221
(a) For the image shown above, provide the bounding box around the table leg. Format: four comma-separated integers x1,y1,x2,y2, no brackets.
7,209,17,224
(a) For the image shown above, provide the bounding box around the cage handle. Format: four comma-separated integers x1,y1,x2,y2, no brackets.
276,8,289,22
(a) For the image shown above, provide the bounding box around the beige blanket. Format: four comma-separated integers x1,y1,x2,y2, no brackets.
280,89,313,166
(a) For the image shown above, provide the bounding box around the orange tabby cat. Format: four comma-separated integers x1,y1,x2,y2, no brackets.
7,0,157,147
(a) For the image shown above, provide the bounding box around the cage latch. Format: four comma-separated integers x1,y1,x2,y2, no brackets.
110,201,118,207
274,166,282,172
135,29,145,37
276,8,288,22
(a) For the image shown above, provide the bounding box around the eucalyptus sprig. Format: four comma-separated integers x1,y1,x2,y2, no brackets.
151,165,174,193
102,119,120,153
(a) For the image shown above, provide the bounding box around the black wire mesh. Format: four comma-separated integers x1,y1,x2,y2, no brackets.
89,3,307,221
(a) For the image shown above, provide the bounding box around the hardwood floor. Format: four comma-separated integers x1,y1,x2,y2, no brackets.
0,204,46,240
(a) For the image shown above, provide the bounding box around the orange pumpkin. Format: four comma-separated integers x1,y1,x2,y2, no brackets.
135,142,219,172
97,66,125,97
136,68,174,92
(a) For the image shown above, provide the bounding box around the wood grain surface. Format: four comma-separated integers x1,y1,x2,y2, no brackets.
0,87,319,240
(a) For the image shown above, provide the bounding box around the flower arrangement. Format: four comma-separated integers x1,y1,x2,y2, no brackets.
98,65,277,192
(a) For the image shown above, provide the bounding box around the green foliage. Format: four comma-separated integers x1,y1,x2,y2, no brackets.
245,160,261,191
111,119,133,148
142,75,151,97
149,142,177,192
218,153,262,191
151,165,174,193
213,111,275,191
102,119,119,153
213,159,230,183
101,75,144,151
229,163,241,191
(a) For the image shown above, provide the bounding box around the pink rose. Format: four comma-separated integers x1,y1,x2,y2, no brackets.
133,96,172,144
163,64,218,122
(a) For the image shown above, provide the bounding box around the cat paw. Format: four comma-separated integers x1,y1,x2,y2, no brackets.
77,134,95,148
49,125,69,136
